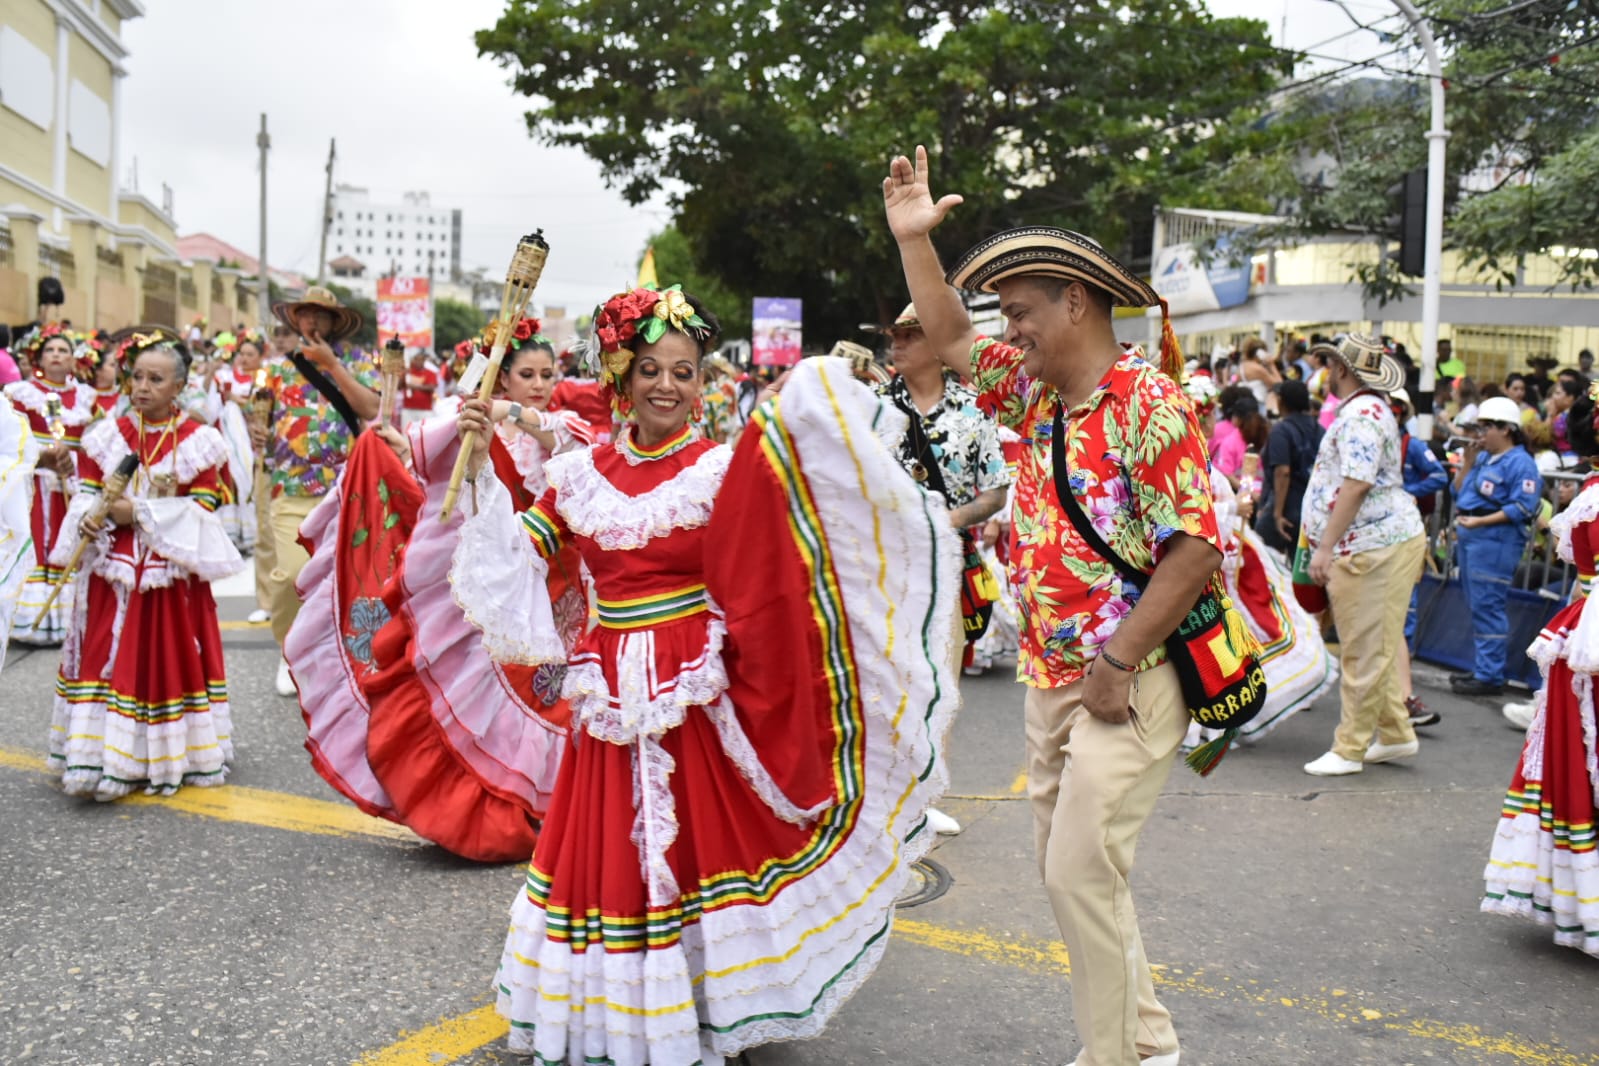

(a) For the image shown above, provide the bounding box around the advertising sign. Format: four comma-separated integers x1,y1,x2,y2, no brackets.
376,276,433,350
752,297,802,367
1153,239,1253,317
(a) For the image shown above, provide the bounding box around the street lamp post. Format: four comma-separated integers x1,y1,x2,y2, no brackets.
1392,0,1448,438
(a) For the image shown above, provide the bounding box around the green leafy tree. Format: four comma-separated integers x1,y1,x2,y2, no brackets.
647,226,755,340
1263,0,1599,297
433,296,488,353
477,1,1292,341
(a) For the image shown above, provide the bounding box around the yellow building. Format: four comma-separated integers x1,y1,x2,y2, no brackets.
0,0,262,331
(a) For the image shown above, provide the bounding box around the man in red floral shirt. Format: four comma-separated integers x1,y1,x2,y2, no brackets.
885,147,1221,1066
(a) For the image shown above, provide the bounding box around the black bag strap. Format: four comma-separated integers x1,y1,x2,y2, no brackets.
288,350,364,439
890,389,949,499
1051,403,1149,591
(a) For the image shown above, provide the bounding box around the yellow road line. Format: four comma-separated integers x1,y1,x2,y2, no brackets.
1009,768,1028,794
218,619,271,631
351,1004,507,1066
0,744,419,844
2,743,1585,1066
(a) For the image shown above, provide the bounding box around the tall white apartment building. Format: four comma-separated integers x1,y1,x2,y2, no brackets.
329,184,461,282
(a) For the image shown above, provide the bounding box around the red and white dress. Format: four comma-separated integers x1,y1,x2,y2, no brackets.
203,368,261,551
48,414,244,800
452,358,959,1064
3,377,95,643
1483,477,1599,956
287,410,593,861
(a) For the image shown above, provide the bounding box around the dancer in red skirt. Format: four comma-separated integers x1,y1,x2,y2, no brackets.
288,321,594,861
48,329,244,801
4,323,96,643
451,285,959,1064
1482,385,1599,957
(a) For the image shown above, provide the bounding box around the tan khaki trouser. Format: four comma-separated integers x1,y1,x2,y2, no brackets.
1024,660,1188,1066
253,466,275,612
1327,534,1426,762
267,493,320,647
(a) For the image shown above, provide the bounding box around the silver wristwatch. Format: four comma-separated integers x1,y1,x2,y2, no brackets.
506,402,524,427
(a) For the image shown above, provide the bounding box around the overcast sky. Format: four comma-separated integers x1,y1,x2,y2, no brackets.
120,0,1404,312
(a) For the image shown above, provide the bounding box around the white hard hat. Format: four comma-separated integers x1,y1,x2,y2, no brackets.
1476,396,1521,427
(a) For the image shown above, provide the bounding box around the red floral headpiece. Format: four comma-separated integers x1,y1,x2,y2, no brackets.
584,285,713,415
73,332,108,383
17,322,70,360
213,329,266,364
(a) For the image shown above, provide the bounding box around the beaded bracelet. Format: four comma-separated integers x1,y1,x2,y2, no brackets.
1099,649,1138,673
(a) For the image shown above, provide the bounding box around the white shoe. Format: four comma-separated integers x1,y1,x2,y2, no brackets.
1502,700,1536,731
1365,739,1419,764
275,657,296,697
1304,752,1364,776
924,807,962,835
1066,1052,1178,1066
247,608,271,624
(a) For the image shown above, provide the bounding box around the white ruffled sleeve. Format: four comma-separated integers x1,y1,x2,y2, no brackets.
447,469,567,666
47,491,106,570
131,497,245,581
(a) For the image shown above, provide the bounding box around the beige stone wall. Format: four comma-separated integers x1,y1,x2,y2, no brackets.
96,275,136,330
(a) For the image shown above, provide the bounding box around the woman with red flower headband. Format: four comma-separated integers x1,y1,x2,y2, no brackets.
449,284,959,1063
3,323,97,643
285,317,597,862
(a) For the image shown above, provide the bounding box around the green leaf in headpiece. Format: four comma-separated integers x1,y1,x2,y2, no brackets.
641,317,667,344
686,314,708,331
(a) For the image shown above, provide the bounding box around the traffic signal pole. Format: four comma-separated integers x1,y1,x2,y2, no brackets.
1393,0,1448,438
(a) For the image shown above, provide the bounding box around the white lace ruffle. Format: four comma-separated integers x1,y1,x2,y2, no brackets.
631,736,681,906
5,380,96,425
131,497,245,582
447,472,568,666
1552,484,1599,565
80,416,231,487
545,442,731,550
563,617,730,744
1565,594,1599,675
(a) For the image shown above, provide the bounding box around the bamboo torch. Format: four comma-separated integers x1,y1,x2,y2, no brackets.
379,336,405,429
440,231,549,520
32,453,141,627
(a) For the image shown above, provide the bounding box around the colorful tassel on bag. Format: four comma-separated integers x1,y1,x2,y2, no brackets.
1158,298,1185,384
1185,729,1238,776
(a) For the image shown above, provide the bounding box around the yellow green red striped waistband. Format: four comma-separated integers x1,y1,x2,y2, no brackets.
594,584,709,630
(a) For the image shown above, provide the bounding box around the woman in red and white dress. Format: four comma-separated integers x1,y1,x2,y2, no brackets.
450,286,958,1064
204,330,267,551
3,324,96,643
289,324,594,861
1482,388,1599,957
49,330,243,800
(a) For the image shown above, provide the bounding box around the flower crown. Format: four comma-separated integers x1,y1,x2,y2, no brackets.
73,332,108,383
1182,372,1220,414
213,329,265,364
479,315,545,356
17,322,69,359
114,329,186,373
584,285,713,403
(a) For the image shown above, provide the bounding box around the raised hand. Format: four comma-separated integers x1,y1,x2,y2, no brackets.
882,145,964,243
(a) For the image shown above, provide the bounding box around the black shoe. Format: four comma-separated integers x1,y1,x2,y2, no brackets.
1449,671,1475,685
1405,696,1440,727
1453,678,1505,697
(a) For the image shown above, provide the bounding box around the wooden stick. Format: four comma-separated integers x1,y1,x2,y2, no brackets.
33,453,140,627
440,232,549,521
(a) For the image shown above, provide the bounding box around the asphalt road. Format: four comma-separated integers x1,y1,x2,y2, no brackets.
1,584,1595,1066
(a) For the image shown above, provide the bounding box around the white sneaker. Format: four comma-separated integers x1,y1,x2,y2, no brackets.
924,807,962,835
275,657,296,697
1365,739,1419,764
1502,700,1536,731
1304,752,1364,776
1066,1052,1178,1066
247,608,271,624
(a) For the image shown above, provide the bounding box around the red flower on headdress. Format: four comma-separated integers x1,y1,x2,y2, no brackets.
513,317,536,342
597,325,620,351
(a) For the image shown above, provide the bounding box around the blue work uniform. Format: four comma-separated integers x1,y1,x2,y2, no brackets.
1454,444,1542,684
1403,436,1450,644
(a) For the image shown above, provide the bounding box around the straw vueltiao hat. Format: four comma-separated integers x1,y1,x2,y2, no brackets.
862,302,922,334
1311,333,1405,394
944,225,1182,380
271,285,363,343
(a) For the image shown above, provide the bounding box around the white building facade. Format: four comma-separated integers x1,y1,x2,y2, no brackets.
329,184,461,283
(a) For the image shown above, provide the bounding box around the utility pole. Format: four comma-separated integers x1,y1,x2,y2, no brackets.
256,113,270,328
316,137,336,284
1392,0,1448,438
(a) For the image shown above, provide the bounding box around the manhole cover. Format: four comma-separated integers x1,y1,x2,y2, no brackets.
896,857,953,908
